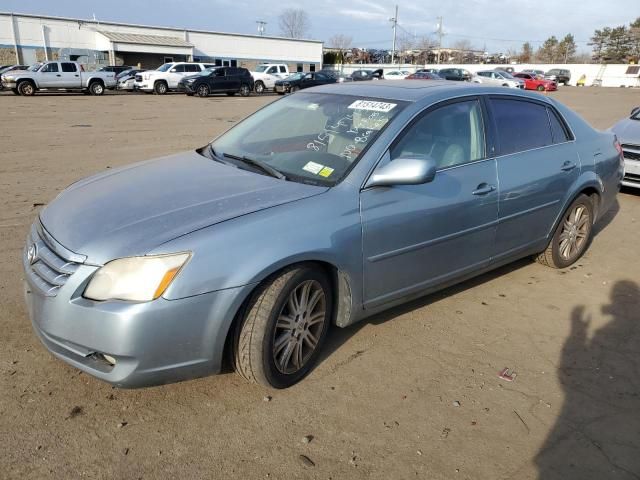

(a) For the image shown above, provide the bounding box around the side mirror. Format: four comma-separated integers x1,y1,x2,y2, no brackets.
170,68,177,72
367,156,437,188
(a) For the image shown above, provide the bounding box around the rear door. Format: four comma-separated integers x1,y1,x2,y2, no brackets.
360,97,499,308
60,62,81,88
487,96,578,261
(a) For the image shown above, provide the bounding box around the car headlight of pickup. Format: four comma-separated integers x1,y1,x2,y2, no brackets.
84,252,190,302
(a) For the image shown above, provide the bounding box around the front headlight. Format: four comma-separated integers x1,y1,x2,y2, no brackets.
84,253,190,302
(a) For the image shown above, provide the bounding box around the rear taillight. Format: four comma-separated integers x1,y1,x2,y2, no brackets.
614,139,624,157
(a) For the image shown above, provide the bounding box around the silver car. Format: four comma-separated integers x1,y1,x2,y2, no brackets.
610,106,640,189
24,82,623,388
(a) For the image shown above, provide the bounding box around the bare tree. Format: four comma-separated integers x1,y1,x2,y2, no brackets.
278,9,310,39
328,34,353,64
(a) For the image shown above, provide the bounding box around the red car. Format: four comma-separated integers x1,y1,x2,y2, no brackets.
513,72,557,92
406,72,442,80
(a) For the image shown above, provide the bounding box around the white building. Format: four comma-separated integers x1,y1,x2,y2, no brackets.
0,12,323,71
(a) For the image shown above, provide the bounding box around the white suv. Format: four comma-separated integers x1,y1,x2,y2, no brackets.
135,62,216,94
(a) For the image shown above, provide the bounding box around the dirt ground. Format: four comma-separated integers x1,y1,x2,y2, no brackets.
1,86,639,480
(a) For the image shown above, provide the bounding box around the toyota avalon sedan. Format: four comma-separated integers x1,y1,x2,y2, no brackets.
23,81,623,389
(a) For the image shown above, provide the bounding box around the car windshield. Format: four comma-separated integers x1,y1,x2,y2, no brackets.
28,63,43,72
116,69,133,79
254,65,270,73
285,73,305,81
208,92,408,186
547,70,559,74
156,63,173,72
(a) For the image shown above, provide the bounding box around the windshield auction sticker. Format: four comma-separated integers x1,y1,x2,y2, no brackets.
348,100,397,113
302,161,324,174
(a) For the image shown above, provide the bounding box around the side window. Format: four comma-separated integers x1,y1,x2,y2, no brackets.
204,64,215,69
267,67,276,74
42,63,59,73
61,62,77,72
547,107,572,143
230,60,237,67
172,64,186,73
491,98,553,155
185,64,200,73
279,66,286,73
390,99,486,170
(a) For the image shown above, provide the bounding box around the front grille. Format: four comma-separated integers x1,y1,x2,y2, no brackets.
135,74,143,82
24,222,82,297
622,144,640,161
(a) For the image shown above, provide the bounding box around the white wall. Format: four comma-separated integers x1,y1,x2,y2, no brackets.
327,63,640,88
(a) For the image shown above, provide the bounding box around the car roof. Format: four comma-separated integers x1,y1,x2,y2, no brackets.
310,80,557,103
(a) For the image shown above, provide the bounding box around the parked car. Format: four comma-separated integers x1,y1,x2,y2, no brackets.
495,66,515,74
544,68,571,86
349,69,383,81
521,69,546,77
406,72,442,80
251,63,290,94
610,106,640,189
0,64,29,91
384,70,411,80
1,61,116,95
513,72,558,91
23,83,622,389
274,71,336,94
98,65,133,76
134,62,216,94
437,68,473,81
416,68,439,74
178,66,254,97
115,68,144,91
475,70,524,89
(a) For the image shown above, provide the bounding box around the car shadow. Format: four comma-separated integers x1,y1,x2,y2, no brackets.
534,280,640,479
592,197,619,237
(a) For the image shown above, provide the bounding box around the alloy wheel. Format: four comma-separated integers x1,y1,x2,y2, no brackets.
558,204,590,261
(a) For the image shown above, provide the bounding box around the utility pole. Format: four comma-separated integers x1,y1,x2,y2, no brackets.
390,5,398,64
436,16,443,64
256,20,267,36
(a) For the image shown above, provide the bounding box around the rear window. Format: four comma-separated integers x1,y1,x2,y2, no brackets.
548,108,572,143
61,62,77,72
490,98,553,155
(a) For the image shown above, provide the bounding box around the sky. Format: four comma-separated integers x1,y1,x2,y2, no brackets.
2,0,637,53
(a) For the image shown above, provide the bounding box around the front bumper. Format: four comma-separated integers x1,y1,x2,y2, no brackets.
177,83,196,93
23,225,251,388
133,81,153,91
622,156,640,189
274,84,289,93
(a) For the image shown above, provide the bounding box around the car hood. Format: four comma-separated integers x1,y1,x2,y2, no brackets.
611,119,640,144
40,151,328,264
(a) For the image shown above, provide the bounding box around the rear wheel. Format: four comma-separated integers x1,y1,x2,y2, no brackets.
233,265,332,388
536,194,593,268
254,80,265,94
154,81,168,95
290,85,300,93
537,84,545,91
18,81,35,96
89,81,104,95
196,84,209,97
239,84,251,97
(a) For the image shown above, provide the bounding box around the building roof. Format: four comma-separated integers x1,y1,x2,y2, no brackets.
97,30,193,47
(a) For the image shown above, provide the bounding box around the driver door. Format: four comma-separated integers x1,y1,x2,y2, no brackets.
38,62,60,87
360,98,499,308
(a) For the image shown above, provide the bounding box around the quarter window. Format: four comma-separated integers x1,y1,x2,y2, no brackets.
391,99,486,169
548,108,571,143
490,98,553,155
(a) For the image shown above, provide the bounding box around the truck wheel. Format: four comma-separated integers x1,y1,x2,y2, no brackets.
89,81,104,95
154,81,168,95
537,85,545,91
240,84,251,97
11,88,20,95
196,84,209,97
254,81,265,94
536,194,594,269
18,81,36,96
233,265,333,388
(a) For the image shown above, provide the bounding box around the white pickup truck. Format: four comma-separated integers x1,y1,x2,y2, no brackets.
251,63,290,94
1,61,116,96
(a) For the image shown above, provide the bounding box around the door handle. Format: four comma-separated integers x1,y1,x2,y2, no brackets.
56,74,61,77
561,161,577,171
472,183,496,195
74,74,79,77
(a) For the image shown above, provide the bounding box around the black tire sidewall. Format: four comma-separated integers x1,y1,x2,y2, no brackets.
255,81,264,94
197,84,209,97
261,267,333,388
240,84,250,96
19,82,35,96
550,195,593,268
155,81,167,94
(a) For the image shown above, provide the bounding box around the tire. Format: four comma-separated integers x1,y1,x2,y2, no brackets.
196,84,209,97
233,265,333,388
277,91,285,95
239,84,251,97
89,81,104,95
537,85,545,92
11,88,20,95
290,85,300,93
502,83,509,87
536,194,594,269
254,81,265,94
154,81,168,95
18,81,35,96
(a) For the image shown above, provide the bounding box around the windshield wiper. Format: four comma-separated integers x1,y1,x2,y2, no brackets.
222,152,286,180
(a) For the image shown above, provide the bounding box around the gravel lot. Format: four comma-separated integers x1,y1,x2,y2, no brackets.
1,87,639,480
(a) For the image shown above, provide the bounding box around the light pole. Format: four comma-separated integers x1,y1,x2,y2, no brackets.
390,5,398,64
256,20,267,36
436,17,443,65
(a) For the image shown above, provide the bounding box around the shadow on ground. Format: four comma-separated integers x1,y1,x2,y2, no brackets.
535,280,640,479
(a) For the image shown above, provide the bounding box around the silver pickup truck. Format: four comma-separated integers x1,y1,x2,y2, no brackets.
1,61,116,96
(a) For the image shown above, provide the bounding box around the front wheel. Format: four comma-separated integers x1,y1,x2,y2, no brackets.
536,194,594,268
254,81,265,94
196,84,209,97
18,81,35,96
239,84,251,97
233,265,333,388
290,85,300,93
154,81,168,95
537,84,545,91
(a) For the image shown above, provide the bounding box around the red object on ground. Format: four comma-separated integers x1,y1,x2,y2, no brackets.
498,367,517,381
513,72,557,91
